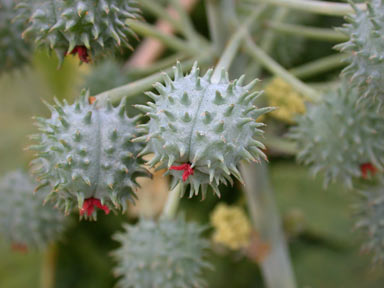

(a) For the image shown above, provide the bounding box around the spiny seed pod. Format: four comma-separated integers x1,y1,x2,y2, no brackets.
290,83,384,188
112,217,212,288
336,0,384,103
18,0,141,65
354,182,384,264
0,0,31,73
134,62,273,198
28,90,150,220
0,170,68,250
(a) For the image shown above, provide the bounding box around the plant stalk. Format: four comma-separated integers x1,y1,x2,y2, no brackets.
126,19,200,55
290,53,347,79
240,162,297,288
211,8,266,82
161,183,183,219
95,54,213,103
266,21,348,42
244,36,321,102
40,244,57,288
247,0,365,16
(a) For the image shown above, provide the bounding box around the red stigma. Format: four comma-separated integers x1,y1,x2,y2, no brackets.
170,163,194,182
89,96,96,105
80,197,110,217
11,243,28,253
360,163,377,179
69,46,90,63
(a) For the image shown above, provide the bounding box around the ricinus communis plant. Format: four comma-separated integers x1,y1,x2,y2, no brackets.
3,0,384,287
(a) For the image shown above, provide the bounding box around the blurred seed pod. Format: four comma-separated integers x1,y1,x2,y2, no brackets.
18,0,141,65
0,0,31,73
336,0,384,103
112,217,212,288
354,180,384,264
290,82,384,188
0,170,68,250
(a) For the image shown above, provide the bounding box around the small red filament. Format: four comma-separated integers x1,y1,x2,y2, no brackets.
69,46,90,63
360,163,377,179
170,163,194,182
89,96,96,104
11,243,28,253
80,197,110,217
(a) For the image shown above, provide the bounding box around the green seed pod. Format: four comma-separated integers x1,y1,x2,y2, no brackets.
18,0,140,64
29,90,150,220
336,0,384,102
355,181,384,264
133,62,273,198
290,83,384,188
112,217,211,288
0,170,68,250
0,0,31,73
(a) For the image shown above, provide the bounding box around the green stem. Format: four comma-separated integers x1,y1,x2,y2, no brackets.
267,21,348,42
95,54,213,103
169,0,199,41
247,0,365,16
211,8,265,82
126,19,200,54
161,183,183,219
290,53,347,79
205,0,227,54
40,244,57,288
240,162,297,288
127,53,191,77
140,0,185,34
244,36,321,102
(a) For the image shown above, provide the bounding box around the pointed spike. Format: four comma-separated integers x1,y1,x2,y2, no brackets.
203,111,213,124
83,111,92,124
214,120,224,133
181,92,190,106
214,91,225,105
224,104,235,116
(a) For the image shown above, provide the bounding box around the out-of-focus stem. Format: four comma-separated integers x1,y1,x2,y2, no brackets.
290,53,347,79
211,8,266,82
126,20,199,54
244,36,321,102
247,0,366,16
205,0,227,53
127,0,199,69
127,53,190,77
266,21,348,42
161,183,183,219
41,244,57,288
240,162,297,288
95,54,213,103
169,0,199,41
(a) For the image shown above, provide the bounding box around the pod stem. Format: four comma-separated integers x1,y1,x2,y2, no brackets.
161,183,183,219
240,162,297,288
40,244,57,288
247,0,366,16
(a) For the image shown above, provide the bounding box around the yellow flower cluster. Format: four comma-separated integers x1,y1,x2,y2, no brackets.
265,77,306,123
210,203,252,250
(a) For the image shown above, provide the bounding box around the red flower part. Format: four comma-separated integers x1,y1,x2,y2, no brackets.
69,46,90,63
89,96,96,105
360,162,377,179
80,197,110,217
11,243,28,253
170,163,194,182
